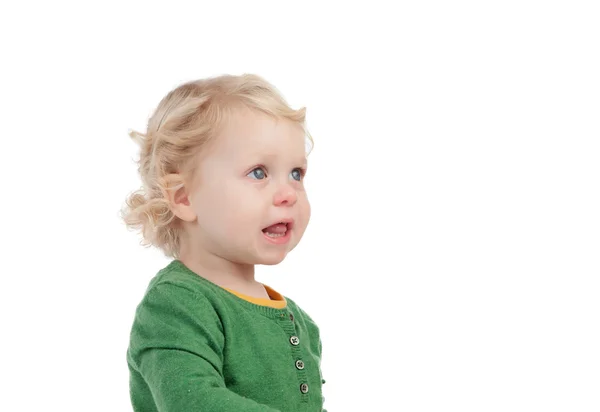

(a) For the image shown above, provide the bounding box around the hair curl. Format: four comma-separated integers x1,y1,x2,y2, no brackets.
121,74,312,258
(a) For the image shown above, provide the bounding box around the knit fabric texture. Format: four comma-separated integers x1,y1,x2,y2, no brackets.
127,260,326,411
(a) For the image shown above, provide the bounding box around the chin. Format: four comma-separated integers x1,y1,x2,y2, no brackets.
257,252,288,266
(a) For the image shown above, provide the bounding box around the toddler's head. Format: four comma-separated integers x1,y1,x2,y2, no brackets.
122,74,312,267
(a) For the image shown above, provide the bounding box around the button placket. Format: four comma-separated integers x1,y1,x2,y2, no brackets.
276,310,310,402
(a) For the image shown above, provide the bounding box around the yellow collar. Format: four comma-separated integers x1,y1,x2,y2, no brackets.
223,284,287,309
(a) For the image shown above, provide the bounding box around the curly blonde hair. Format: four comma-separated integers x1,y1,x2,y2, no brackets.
121,73,313,258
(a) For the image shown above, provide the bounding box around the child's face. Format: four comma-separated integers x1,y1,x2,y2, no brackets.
186,108,311,266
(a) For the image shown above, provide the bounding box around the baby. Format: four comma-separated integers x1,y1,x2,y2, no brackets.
123,74,326,411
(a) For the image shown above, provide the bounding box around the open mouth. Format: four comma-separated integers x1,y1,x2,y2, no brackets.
261,219,294,244
262,222,290,238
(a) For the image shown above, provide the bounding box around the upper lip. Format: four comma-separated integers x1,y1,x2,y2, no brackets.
264,218,294,230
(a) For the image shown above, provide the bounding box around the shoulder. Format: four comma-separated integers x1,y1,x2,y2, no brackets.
127,265,227,372
129,263,226,352
132,261,226,331
141,260,225,307
147,260,211,292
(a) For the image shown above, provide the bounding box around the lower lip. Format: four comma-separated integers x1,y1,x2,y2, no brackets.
262,229,292,245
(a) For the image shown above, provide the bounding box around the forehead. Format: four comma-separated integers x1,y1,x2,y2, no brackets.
211,108,306,161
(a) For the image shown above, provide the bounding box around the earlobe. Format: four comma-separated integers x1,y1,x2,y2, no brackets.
162,174,197,222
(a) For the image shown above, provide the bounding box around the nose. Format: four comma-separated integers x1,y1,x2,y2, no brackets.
273,183,297,207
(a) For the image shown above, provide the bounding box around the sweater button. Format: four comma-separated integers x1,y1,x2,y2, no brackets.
295,360,305,370
290,336,300,346
300,383,309,394
289,313,294,321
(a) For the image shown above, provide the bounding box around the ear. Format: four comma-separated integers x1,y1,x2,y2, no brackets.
162,173,197,222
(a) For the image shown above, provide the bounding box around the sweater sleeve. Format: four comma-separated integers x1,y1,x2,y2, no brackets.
128,283,282,412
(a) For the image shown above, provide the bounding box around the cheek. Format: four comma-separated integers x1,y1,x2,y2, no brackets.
219,187,262,235
195,185,244,229
297,196,311,229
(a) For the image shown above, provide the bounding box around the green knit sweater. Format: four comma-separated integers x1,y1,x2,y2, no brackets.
127,260,326,411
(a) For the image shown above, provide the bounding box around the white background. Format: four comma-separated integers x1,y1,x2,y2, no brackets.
1,1,599,411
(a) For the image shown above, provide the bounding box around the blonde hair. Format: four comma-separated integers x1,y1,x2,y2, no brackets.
121,73,312,258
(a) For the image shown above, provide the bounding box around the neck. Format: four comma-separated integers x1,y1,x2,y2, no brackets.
178,232,256,289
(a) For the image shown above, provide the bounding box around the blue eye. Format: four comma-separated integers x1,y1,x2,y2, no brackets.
290,168,303,181
248,167,266,180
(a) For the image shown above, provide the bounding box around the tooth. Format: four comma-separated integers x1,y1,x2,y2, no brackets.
265,232,285,238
